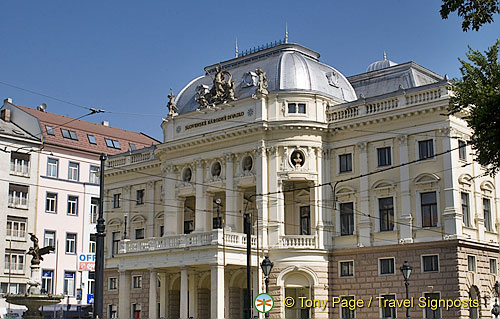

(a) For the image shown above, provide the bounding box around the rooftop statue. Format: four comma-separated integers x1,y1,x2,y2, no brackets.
255,68,269,95
195,64,237,109
167,88,178,116
27,233,55,266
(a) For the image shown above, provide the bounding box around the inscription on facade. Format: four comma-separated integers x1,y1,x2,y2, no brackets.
184,111,245,130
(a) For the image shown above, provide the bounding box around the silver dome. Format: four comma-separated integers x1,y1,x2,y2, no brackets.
366,52,398,72
175,43,357,115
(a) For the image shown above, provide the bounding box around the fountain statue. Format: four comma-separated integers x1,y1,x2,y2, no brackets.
5,233,64,319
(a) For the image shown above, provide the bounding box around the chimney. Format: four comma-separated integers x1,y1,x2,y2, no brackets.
3,98,12,104
1,109,11,122
102,121,109,127
37,103,47,112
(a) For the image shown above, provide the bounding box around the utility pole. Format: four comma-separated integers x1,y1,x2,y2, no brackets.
94,153,107,318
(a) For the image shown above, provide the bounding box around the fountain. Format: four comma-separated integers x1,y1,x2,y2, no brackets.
5,234,64,319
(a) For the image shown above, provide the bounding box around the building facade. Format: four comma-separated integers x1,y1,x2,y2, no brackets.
0,104,42,317
102,43,500,319
1,100,158,317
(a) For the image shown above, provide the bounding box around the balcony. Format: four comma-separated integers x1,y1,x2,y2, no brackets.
278,235,317,249
118,229,257,254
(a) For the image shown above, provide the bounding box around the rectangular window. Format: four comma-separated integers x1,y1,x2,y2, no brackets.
135,228,145,240
184,220,194,234
468,255,476,272
46,193,57,213
67,195,78,216
490,259,497,274
379,197,394,231
89,165,100,184
105,138,121,149
61,129,70,139
340,202,354,236
462,192,470,227
10,152,30,176
47,158,58,177
6,217,27,239
41,270,54,294
380,294,396,318
112,232,120,256
113,194,121,208
422,255,439,272
45,125,55,136
297,103,306,114
108,305,118,319
421,192,438,227
65,233,76,254
459,140,467,160
340,261,354,277
339,153,352,173
129,143,137,151
379,258,395,275
300,206,311,235
90,197,99,224
341,296,355,318
89,234,96,253
8,184,29,209
88,271,95,295
68,162,79,181
44,230,55,248
132,275,142,289
136,189,144,205
108,277,118,290
484,198,492,232
61,129,78,140
288,103,297,113
4,251,25,273
419,139,434,160
424,292,441,318
87,134,96,144
0,283,26,294
63,271,75,296
377,147,392,167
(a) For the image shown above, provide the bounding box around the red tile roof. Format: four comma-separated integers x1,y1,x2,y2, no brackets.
16,105,159,155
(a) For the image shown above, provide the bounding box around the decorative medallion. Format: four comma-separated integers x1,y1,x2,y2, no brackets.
326,71,339,87
242,155,253,173
290,150,305,168
195,64,237,109
211,161,222,177
243,71,258,87
247,108,254,117
182,167,192,182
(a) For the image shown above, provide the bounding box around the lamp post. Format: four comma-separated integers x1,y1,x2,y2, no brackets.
492,281,500,318
400,261,412,319
260,256,274,318
94,153,107,319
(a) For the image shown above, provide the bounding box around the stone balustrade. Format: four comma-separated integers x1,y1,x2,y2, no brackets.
278,235,317,249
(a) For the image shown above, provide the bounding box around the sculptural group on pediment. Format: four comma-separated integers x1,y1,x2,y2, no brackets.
196,65,237,109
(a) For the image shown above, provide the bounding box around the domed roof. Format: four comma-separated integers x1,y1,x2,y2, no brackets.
175,43,357,115
366,52,398,72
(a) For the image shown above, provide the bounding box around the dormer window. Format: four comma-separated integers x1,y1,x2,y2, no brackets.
288,103,306,114
46,125,55,136
88,135,96,144
61,129,78,140
105,138,121,149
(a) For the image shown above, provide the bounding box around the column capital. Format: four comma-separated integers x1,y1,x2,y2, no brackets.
223,153,235,162
194,158,206,168
123,185,130,193
356,141,368,152
398,134,409,145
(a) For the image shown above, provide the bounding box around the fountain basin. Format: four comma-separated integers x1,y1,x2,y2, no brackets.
5,294,64,319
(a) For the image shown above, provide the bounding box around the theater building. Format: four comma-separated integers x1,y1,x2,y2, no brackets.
102,42,500,319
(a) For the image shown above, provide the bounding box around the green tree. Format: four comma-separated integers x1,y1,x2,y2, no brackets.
440,0,500,31
448,40,500,174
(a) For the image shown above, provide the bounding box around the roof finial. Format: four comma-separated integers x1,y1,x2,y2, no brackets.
285,23,288,43
383,51,387,60
235,38,239,58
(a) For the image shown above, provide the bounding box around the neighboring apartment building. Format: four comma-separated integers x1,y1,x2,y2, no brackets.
0,104,42,318
1,100,158,317
102,42,499,319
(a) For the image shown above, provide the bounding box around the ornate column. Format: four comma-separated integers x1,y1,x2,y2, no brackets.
195,160,208,232
267,146,282,246
147,181,155,238
323,148,334,248
188,271,198,318
163,165,178,235
224,153,237,231
210,264,224,319
118,270,131,319
159,272,168,319
357,142,371,246
180,267,188,319
255,143,268,248
149,269,158,319
315,147,324,249
123,186,131,238
398,135,413,243
442,128,462,238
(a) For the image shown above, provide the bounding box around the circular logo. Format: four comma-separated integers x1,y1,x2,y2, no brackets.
254,293,274,313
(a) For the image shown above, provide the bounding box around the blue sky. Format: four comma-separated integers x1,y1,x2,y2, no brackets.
1,1,498,140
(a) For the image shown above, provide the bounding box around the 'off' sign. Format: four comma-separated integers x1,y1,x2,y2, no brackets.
78,254,96,271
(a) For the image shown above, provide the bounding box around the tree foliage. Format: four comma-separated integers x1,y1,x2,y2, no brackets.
448,39,500,174
440,0,500,31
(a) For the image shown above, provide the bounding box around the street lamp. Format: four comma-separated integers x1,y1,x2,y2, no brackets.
400,261,412,319
260,256,274,318
492,281,500,318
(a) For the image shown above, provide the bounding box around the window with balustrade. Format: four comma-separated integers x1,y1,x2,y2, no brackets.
10,152,30,176
4,251,25,274
6,217,27,240
8,184,29,209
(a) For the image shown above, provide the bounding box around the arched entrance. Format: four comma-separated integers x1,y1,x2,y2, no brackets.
284,272,312,319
